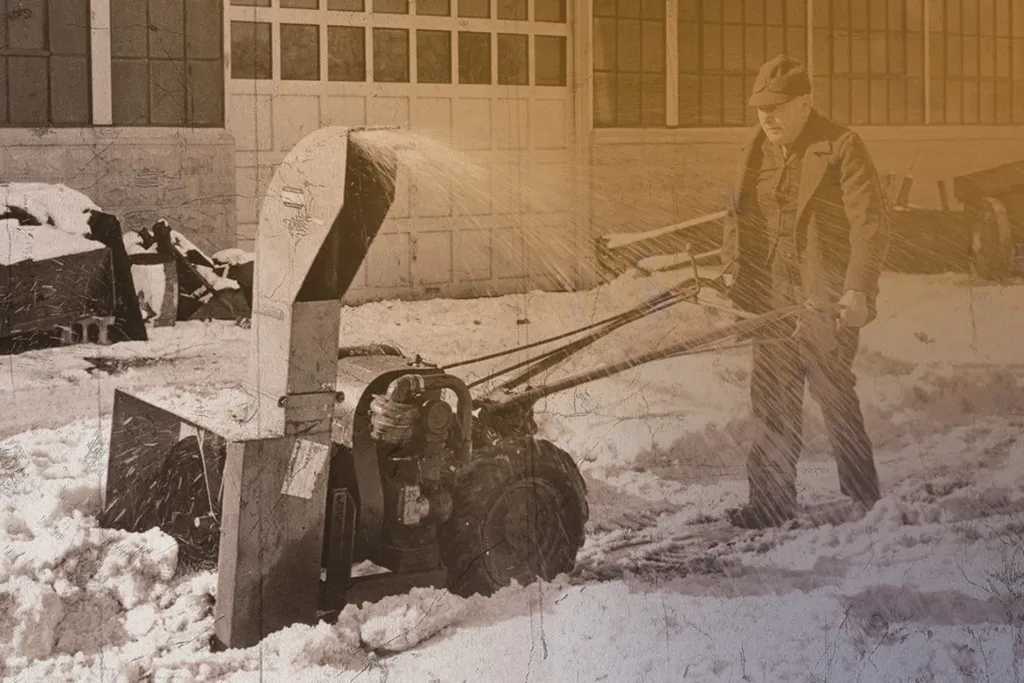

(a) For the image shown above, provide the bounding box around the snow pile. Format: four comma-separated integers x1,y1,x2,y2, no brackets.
0,268,1022,681
0,182,100,238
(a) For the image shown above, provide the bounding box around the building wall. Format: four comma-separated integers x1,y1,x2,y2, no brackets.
586,0,1024,250
0,0,234,253
0,128,237,253
225,0,584,303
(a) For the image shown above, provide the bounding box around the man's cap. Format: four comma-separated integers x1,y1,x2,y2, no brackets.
748,54,811,107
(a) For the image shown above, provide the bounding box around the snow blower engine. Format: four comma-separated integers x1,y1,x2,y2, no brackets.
97,126,589,651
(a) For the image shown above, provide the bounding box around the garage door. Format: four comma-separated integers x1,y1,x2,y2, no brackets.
226,0,577,302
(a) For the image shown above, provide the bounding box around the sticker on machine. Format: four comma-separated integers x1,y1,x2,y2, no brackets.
281,438,331,500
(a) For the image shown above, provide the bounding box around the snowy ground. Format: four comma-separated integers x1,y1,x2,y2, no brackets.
1,270,1023,682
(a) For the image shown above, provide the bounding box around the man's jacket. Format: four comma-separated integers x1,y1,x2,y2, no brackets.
721,110,891,320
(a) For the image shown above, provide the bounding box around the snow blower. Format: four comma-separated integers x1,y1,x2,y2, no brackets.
98,125,841,652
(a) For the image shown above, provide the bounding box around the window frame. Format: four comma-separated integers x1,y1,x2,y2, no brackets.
595,0,1023,129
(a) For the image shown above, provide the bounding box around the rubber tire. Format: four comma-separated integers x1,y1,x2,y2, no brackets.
439,436,589,598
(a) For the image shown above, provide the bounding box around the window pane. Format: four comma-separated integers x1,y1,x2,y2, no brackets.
963,35,979,76
996,80,1012,122
458,0,489,18
281,24,320,80
329,25,366,81
328,0,364,9
723,74,744,124
188,59,225,125
373,0,408,12
111,0,149,58
536,0,566,23
980,0,995,34
497,33,528,85
50,0,90,55
831,75,851,121
947,35,962,76
458,31,491,84
850,0,868,29
231,0,270,4
150,60,187,126
887,0,903,31
980,36,994,77
593,18,617,71
812,75,831,114
834,30,851,73
946,80,962,123
7,0,46,50
766,26,785,58
700,74,723,125
231,21,272,79
617,20,642,72
642,73,666,125
150,0,186,59
785,27,806,62
417,29,451,83
869,0,885,30
111,59,149,124
643,21,666,73
995,37,1010,77
963,0,978,34
930,79,945,123
593,71,616,126
594,0,616,18
282,0,319,7
50,56,90,124
703,0,722,22
786,0,805,25
888,79,906,123
617,72,641,125
1015,82,1024,122
536,35,567,86
745,0,764,25
869,78,887,122
948,0,962,33
679,22,699,73
812,29,830,73
907,32,923,75
907,0,923,30
637,0,660,19
498,0,527,20
678,0,699,22
832,0,849,28
745,25,766,71
869,32,886,74
980,79,996,122
907,77,925,122
851,77,869,123
618,0,640,19
416,0,449,15
186,0,224,60
995,0,1010,37
703,24,723,70
851,32,870,74
678,73,699,125
963,79,979,122
373,28,410,82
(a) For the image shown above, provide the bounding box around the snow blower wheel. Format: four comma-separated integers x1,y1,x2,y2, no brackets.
439,436,588,597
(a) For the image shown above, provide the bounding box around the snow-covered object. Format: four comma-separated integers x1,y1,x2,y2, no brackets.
0,576,64,662
212,248,254,266
0,182,100,238
0,219,103,265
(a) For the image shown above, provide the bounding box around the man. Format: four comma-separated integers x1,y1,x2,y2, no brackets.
720,54,891,530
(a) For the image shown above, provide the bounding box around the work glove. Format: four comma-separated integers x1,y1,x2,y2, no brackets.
837,290,870,330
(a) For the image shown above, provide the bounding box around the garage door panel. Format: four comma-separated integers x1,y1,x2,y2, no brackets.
410,167,452,217
453,160,492,216
411,97,452,141
492,226,527,279
493,97,530,150
367,232,412,289
411,231,452,286
452,98,492,150
490,162,522,215
389,156,412,219
322,95,366,127
453,228,491,281
530,98,569,150
525,161,572,213
525,214,576,281
273,95,321,151
369,95,410,127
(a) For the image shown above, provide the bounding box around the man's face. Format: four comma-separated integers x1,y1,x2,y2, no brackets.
757,95,811,145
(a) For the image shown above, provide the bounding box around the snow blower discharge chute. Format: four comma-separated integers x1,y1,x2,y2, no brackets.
98,126,842,652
